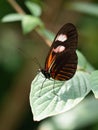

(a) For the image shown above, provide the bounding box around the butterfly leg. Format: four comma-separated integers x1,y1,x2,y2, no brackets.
38,78,46,97
52,80,59,96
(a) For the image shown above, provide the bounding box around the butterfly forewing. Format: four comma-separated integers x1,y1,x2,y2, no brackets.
44,23,78,81
50,23,78,50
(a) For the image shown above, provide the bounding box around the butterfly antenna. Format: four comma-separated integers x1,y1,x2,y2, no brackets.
18,47,42,69
32,57,42,70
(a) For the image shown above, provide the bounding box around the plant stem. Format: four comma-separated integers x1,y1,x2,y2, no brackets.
7,0,25,14
7,0,51,47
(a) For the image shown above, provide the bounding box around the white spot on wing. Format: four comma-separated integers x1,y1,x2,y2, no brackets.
53,46,65,53
55,34,67,42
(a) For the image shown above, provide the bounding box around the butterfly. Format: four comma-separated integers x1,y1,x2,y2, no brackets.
41,23,78,81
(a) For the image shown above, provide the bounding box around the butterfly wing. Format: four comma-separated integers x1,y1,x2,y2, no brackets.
50,49,77,80
45,23,78,81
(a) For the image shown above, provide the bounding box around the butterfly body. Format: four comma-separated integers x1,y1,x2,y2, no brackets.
41,23,78,81
41,69,51,79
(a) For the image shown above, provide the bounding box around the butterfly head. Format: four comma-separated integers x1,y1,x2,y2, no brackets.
41,69,51,79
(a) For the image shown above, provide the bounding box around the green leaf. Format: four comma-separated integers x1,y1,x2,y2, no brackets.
1,13,23,22
90,70,98,98
39,97,98,130
21,15,44,34
77,50,94,72
68,2,98,17
25,1,42,16
30,71,90,121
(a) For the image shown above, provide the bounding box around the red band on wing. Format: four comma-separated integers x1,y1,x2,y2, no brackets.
45,50,56,71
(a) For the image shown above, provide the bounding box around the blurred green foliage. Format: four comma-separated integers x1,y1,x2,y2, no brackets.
0,0,98,130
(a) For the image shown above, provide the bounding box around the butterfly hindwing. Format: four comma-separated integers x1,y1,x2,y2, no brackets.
50,50,77,80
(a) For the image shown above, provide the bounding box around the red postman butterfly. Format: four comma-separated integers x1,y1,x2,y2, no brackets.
41,23,78,81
